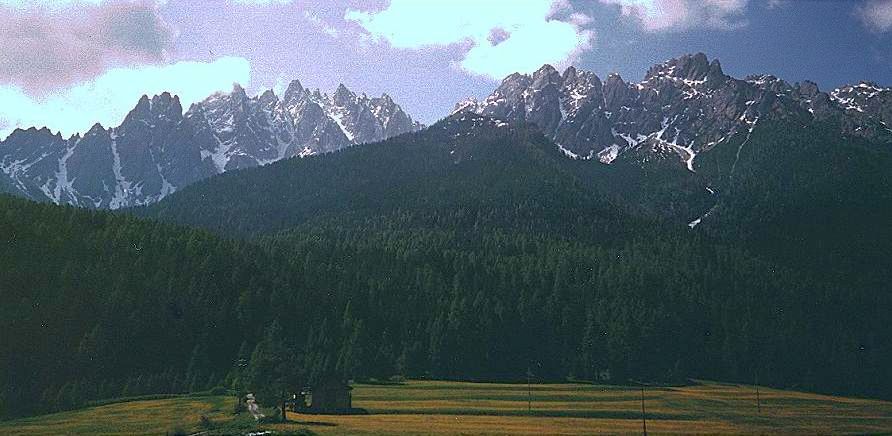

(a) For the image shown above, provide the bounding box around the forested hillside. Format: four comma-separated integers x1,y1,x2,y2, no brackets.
4,114,892,419
143,117,617,236
697,120,892,281
141,115,890,399
0,196,321,418
261,217,891,394
141,115,710,236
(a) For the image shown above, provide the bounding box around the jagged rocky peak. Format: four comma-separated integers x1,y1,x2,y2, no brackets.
332,83,357,106
534,63,559,75
281,79,306,105
38,126,60,138
708,59,724,80
133,94,151,110
374,92,397,108
185,79,423,169
123,93,184,127
85,123,108,137
832,81,892,102
0,77,422,209
603,73,630,108
746,74,794,94
460,52,892,170
502,71,530,85
562,65,579,82
123,96,152,124
195,86,238,109
797,80,821,97
284,79,304,95
532,64,562,87
1,127,63,154
829,81,892,127
644,53,726,87
562,66,601,87
231,82,248,98
371,93,402,120
496,72,533,96
151,92,183,116
856,81,890,92
560,68,603,116
8,126,54,139
259,89,278,108
451,97,480,115
646,53,711,81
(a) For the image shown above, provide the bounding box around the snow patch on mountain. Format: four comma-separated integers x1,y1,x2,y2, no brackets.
0,82,421,209
108,137,131,209
460,53,891,172
53,142,78,204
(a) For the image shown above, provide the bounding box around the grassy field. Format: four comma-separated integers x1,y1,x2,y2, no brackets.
3,380,892,435
0,395,234,435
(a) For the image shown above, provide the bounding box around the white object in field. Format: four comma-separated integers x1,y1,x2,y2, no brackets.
245,393,265,421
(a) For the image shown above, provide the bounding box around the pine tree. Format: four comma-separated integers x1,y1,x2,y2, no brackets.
246,319,302,420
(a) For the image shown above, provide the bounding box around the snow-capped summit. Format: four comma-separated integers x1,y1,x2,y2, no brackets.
831,82,892,118
459,53,892,169
451,97,480,116
0,81,423,209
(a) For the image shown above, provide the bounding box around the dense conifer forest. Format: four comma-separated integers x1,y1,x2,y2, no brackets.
3,116,891,419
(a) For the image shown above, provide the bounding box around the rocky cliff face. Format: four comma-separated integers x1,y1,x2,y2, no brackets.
0,83,422,208
455,53,892,167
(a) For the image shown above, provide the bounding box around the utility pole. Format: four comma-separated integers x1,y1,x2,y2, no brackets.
526,366,532,415
640,383,648,436
282,388,287,422
235,358,248,410
755,371,761,414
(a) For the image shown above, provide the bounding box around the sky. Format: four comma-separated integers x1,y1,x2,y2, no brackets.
0,0,891,138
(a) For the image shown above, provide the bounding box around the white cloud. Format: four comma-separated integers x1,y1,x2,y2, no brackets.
0,0,173,8
462,20,592,80
271,74,289,97
0,0,100,7
858,0,892,33
765,0,788,10
600,0,748,31
230,0,290,4
304,10,339,38
0,57,251,139
345,0,593,80
0,0,173,94
0,0,291,8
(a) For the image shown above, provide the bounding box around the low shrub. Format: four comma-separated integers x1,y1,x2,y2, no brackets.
199,414,214,429
233,398,246,414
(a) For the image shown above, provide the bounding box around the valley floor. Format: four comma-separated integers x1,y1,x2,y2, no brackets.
3,380,892,435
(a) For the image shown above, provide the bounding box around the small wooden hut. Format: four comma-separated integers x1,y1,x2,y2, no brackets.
294,380,353,414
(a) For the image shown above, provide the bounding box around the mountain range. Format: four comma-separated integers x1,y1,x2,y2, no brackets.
0,81,421,209
4,53,892,418
455,53,892,167
3,53,891,214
